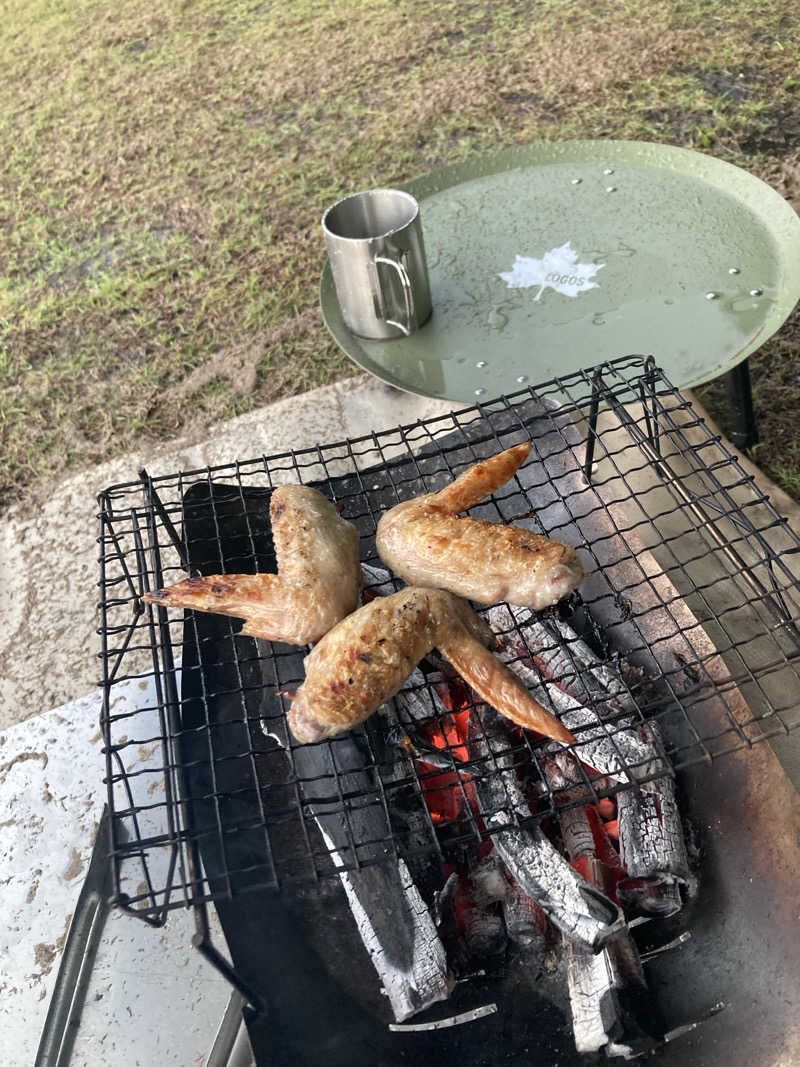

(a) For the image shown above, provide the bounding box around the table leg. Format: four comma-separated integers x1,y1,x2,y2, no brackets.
726,358,758,449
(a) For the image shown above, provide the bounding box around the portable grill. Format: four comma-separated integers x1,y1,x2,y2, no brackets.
98,354,800,1065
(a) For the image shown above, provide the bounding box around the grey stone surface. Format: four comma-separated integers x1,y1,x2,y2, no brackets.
0,677,232,1065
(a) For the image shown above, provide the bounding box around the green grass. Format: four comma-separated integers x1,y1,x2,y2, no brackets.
1,0,799,503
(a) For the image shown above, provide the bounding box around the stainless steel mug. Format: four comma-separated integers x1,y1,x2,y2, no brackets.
322,189,432,339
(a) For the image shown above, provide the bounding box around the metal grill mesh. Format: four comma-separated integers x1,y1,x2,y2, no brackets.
98,355,800,922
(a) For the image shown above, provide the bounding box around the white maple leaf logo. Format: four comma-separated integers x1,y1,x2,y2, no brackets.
499,241,605,302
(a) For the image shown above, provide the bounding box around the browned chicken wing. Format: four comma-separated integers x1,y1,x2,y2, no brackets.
288,587,575,745
142,484,361,645
376,443,583,611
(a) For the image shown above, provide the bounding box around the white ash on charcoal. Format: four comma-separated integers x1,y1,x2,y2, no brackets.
537,614,649,727
488,604,695,917
360,561,398,598
523,611,695,918
616,723,695,918
467,704,625,952
501,875,553,961
550,616,642,707
396,669,451,726
470,850,508,908
432,844,553,974
556,793,662,1057
484,605,665,784
519,612,642,723
459,854,508,962
273,721,450,1023
330,847,452,1022
566,931,661,1059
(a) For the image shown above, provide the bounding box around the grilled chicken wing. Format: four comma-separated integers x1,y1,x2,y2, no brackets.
143,484,361,645
288,587,575,745
376,443,583,611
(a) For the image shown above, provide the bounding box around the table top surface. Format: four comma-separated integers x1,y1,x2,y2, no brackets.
321,141,800,402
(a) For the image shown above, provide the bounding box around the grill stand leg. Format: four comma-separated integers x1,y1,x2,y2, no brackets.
726,358,758,449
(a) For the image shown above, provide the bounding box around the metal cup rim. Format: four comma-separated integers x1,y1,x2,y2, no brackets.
321,188,419,243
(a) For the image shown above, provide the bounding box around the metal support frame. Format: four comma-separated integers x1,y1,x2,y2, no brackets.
726,358,759,450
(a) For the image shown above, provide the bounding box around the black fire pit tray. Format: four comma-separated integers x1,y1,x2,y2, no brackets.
98,354,800,1065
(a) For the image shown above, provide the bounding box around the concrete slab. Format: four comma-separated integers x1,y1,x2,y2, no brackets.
0,677,231,1066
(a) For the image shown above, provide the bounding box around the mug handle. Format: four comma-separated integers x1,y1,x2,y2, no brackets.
374,254,414,336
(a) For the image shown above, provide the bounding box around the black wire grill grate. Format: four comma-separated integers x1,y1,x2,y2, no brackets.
98,355,800,933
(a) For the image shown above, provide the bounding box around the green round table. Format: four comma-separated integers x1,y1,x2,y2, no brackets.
321,141,800,443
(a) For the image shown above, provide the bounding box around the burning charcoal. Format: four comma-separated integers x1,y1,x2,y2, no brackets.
460,856,508,961
332,854,452,1022
485,606,626,711
360,561,397,597
515,614,694,917
396,671,450,726
556,781,662,1056
556,799,626,906
467,705,625,952
484,605,666,785
385,721,457,772
505,661,657,783
277,726,451,1022
481,790,623,953
566,934,661,1058
519,613,638,722
502,876,551,950
616,727,694,918
497,608,586,692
